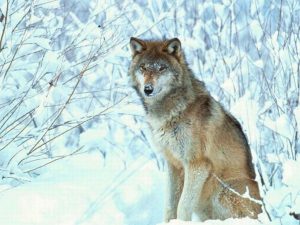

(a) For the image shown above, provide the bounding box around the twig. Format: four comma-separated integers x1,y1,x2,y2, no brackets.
0,108,35,137
0,0,9,51
26,62,90,156
23,146,84,173
24,94,128,157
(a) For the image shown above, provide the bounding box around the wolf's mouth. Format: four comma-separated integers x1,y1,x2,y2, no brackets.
144,88,162,98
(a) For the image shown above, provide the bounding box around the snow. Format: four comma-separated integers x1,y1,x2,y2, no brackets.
0,153,164,225
282,160,300,188
0,154,299,225
159,218,264,225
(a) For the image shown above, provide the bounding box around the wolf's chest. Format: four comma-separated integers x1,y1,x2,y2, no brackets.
148,117,191,164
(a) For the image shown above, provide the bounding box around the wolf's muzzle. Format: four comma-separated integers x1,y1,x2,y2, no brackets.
144,84,154,96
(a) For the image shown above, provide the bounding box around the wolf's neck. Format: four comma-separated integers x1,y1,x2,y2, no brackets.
145,85,195,120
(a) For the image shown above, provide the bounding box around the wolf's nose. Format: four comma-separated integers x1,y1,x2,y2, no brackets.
144,84,154,96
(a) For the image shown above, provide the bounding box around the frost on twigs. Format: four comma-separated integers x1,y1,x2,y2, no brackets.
0,0,135,185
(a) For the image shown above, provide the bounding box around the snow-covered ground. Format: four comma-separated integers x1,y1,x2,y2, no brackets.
159,218,265,225
0,152,299,225
0,152,164,225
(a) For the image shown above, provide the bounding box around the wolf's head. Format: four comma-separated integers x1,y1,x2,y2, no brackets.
129,38,188,103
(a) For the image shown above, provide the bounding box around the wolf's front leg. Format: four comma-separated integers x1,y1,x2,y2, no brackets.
164,162,184,222
177,158,212,221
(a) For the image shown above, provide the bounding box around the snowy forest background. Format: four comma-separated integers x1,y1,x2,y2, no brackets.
0,0,299,224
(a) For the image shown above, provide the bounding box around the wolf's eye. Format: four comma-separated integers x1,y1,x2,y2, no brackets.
139,64,146,71
159,65,167,72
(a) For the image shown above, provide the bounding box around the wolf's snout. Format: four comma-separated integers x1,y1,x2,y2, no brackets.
144,84,154,96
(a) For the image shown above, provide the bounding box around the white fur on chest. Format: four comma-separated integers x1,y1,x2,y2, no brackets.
147,116,191,164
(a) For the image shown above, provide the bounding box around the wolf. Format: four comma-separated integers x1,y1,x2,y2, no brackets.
128,37,262,222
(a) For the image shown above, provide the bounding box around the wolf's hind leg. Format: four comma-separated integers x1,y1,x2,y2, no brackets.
217,178,262,219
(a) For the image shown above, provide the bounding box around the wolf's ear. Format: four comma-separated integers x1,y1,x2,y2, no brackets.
165,38,181,56
130,37,146,55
